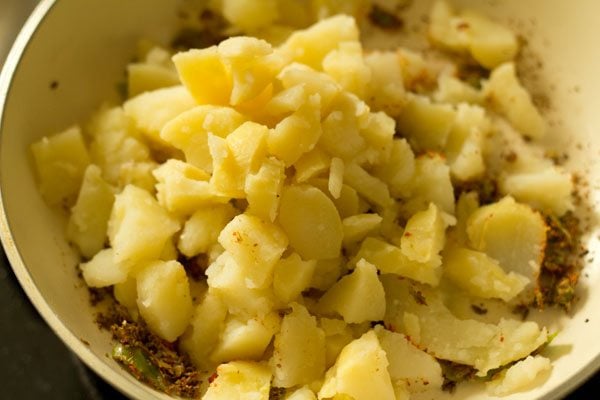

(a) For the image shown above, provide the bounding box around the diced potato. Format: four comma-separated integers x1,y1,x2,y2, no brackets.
136,260,193,342
268,94,322,165
484,62,545,139
500,167,574,216
211,312,280,363
443,246,529,301
310,257,344,291
113,277,138,318
277,63,341,112
323,41,371,97
203,361,271,400
208,134,246,198
278,185,343,260
127,63,179,98
467,196,547,286
172,47,231,106
218,214,288,288
372,139,415,198
221,0,278,32
280,15,359,69
374,325,443,393
245,157,286,222
434,74,483,105
273,253,317,303
107,185,180,265
309,179,360,219
401,153,455,216
342,213,382,248
31,126,91,206
117,161,158,192
358,111,396,166
364,51,406,116
486,355,551,396
160,105,245,172
272,303,326,387
318,330,395,400
178,203,237,257
319,93,369,160
67,165,114,258
396,94,455,151
86,105,136,139
79,248,127,287
153,159,228,215
226,121,269,176
428,0,470,53
400,203,448,264
344,162,392,208
123,86,196,145
287,387,317,400
218,37,284,105
265,83,307,117
318,259,385,323
328,157,344,199
180,291,228,370
354,237,442,286
206,253,275,318
294,148,331,183
319,318,354,368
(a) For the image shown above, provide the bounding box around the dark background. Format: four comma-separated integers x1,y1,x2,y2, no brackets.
0,1,597,399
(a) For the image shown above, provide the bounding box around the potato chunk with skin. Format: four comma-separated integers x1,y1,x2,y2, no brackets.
374,325,443,393
278,185,343,260
160,105,245,172
273,253,317,303
31,126,91,206
354,237,442,286
318,259,385,323
203,361,271,400
123,86,195,146
467,196,547,287
484,62,545,139
180,291,228,370
443,246,529,301
178,203,237,258
80,248,127,288
245,157,286,222
218,214,288,289
272,303,326,388
67,164,114,259
172,46,231,106
108,185,180,266
318,330,395,400
136,260,193,342
210,312,280,364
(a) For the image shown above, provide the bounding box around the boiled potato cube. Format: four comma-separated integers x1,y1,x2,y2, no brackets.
211,312,280,363
268,94,322,166
222,0,278,32
172,46,231,106
206,253,275,318
218,214,288,288
203,361,271,400
160,105,245,172
396,94,455,151
318,259,385,323
80,248,127,287
310,257,344,291
319,93,368,160
245,157,286,222
153,159,228,215
372,138,415,198
272,303,326,387
358,111,396,166
364,51,406,116
123,86,196,145
107,185,180,265
277,63,340,112
344,162,392,208
67,164,114,258
136,260,194,342
400,203,447,264
322,41,371,97
484,62,545,139
265,84,307,116
178,203,237,258
180,291,228,370
443,246,529,301
287,387,317,400
467,196,547,287
293,148,331,183
113,277,138,319
374,325,443,393
434,74,483,105
318,330,395,400
278,185,343,260
226,121,268,177
31,126,91,206
354,237,442,286
208,134,246,198
320,318,354,368
309,178,360,219
127,62,179,98
117,160,158,193
342,213,382,248
280,15,359,69
273,252,317,303
428,0,470,53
